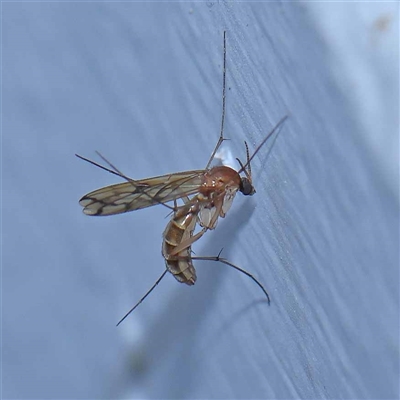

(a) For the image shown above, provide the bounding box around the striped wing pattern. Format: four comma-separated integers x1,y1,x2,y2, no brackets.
79,170,204,216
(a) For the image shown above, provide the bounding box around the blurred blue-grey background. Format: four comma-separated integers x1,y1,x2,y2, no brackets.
3,2,399,399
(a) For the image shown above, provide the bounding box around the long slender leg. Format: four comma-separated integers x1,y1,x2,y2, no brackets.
95,150,128,178
117,250,269,325
181,195,191,205
205,30,228,169
169,195,224,256
116,269,168,326
185,253,270,305
76,153,176,211
171,195,192,216
95,151,177,210
76,153,130,181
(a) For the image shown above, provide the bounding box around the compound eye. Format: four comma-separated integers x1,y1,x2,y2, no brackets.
240,178,255,196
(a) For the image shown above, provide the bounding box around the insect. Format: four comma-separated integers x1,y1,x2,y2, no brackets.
77,31,287,325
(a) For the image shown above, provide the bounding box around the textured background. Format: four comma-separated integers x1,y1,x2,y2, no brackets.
3,2,399,399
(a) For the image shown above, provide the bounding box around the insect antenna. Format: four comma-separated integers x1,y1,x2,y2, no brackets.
116,269,168,326
206,30,228,169
235,141,253,184
245,141,252,177
237,114,288,175
75,153,176,211
189,249,271,305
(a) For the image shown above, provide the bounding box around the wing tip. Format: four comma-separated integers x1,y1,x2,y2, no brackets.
82,208,101,216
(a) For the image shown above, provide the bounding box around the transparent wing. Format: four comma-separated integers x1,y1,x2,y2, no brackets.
79,170,204,216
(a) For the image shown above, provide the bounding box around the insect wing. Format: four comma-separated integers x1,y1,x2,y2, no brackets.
79,170,204,216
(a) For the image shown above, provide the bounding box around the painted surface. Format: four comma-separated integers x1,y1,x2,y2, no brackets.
3,2,398,399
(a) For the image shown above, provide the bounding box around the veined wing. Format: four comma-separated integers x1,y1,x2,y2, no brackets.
79,170,204,216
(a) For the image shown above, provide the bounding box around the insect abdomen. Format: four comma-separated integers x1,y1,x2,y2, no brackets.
162,206,198,285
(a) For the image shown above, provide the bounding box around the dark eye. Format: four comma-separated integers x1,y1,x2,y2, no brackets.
240,178,255,196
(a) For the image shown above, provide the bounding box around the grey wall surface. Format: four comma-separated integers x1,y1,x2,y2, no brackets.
3,2,398,399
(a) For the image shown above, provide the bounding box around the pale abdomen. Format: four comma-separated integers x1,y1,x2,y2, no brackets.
162,205,198,285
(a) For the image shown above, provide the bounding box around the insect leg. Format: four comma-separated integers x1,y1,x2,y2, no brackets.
170,195,224,255
75,153,176,211
188,252,271,305
95,151,180,212
181,195,191,205
116,269,168,326
205,30,227,169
